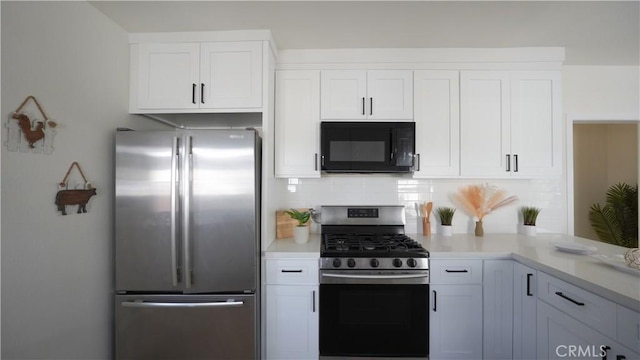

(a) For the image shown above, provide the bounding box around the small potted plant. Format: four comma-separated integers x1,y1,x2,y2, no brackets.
521,206,541,236
285,208,312,244
436,207,456,236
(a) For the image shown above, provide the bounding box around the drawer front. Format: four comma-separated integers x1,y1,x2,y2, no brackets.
430,259,483,284
537,272,616,335
266,259,319,285
617,305,640,353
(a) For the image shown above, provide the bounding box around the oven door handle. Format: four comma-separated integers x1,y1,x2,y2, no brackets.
321,273,429,280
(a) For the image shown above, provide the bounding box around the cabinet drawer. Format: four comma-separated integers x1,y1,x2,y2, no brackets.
266,259,319,285
617,305,640,353
537,272,616,335
430,259,483,284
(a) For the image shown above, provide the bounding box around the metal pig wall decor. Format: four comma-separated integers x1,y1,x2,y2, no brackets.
55,162,97,216
5,96,58,154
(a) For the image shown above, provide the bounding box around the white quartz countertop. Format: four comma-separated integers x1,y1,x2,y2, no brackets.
265,233,640,310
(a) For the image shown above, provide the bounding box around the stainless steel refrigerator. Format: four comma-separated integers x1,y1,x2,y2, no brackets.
114,129,260,360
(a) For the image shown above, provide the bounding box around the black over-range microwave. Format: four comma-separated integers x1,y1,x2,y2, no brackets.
320,121,415,173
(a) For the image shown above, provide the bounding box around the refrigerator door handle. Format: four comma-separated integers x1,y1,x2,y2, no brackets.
121,300,245,309
171,136,179,287
184,135,193,289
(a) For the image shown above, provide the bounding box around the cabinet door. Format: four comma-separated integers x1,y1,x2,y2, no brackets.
275,70,321,178
510,71,562,177
367,70,413,120
537,300,638,360
266,285,318,360
483,260,514,359
460,71,511,177
513,262,537,360
136,43,200,110
320,70,367,120
413,70,460,177
430,284,483,359
200,41,262,109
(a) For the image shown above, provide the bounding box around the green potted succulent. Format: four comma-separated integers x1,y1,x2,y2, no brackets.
285,208,312,244
521,206,541,236
436,207,456,236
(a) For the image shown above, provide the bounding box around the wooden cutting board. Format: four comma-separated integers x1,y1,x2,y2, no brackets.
276,209,311,239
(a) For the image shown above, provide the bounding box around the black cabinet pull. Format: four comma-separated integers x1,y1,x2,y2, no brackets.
369,97,373,115
433,290,437,312
506,154,511,171
281,269,303,273
514,154,519,172
192,84,196,104
526,273,533,296
314,153,318,171
362,97,365,115
445,269,469,273
602,345,611,360
555,291,585,306
200,83,205,104
616,355,626,360
312,290,316,312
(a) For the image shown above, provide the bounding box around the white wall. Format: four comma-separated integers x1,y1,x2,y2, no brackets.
563,66,640,116
1,2,164,359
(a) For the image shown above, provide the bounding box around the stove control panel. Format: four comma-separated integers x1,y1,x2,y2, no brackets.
321,257,429,270
347,208,378,218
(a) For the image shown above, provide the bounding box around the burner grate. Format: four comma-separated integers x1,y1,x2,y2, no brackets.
322,233,427,257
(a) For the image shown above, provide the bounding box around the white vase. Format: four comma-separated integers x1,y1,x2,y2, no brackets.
440,225,453,237
293,226,309,244
523,225,537,236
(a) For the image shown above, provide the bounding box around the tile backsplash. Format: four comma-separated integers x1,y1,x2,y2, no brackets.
275,175,567,235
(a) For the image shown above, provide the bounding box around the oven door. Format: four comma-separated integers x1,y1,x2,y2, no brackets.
319,270,429,358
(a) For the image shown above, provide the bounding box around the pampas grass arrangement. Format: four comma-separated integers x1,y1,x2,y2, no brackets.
452,184,518,236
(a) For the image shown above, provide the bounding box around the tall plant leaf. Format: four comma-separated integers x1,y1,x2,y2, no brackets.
588,183,638,248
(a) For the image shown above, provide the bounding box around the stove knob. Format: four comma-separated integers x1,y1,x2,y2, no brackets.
406,258,418,268
393,258,403,268
347,259,356,268
370,259,379,268
332,258,342,268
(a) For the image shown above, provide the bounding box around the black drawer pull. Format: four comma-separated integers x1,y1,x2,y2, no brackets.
281,269,303,273
555,291,585,306
526,273,533,296
445,269,469,273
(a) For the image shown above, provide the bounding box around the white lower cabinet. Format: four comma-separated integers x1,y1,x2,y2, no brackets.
537,300,638,360
266,285,318,359
513,262,537,360
265,258,319,360
430,260,483,359
483,260,514,359
537,271,639,360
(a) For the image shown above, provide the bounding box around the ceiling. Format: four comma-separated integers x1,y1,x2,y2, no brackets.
89,1,640,65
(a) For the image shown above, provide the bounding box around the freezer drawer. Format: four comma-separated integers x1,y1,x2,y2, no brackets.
115,294,257,360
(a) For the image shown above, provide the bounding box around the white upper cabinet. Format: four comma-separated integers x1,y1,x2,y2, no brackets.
510,71,562,177
320,70,413,120
136,42,201,110
460,70,561,177
132,41,262,112
275,70,321,178
413,70,460,178
460,71,511,177
199,42,262,109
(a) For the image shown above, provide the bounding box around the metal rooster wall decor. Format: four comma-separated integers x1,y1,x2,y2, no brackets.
5,96,58,154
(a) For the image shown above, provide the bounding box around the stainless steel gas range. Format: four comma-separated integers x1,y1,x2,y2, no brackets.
318,205,430,359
